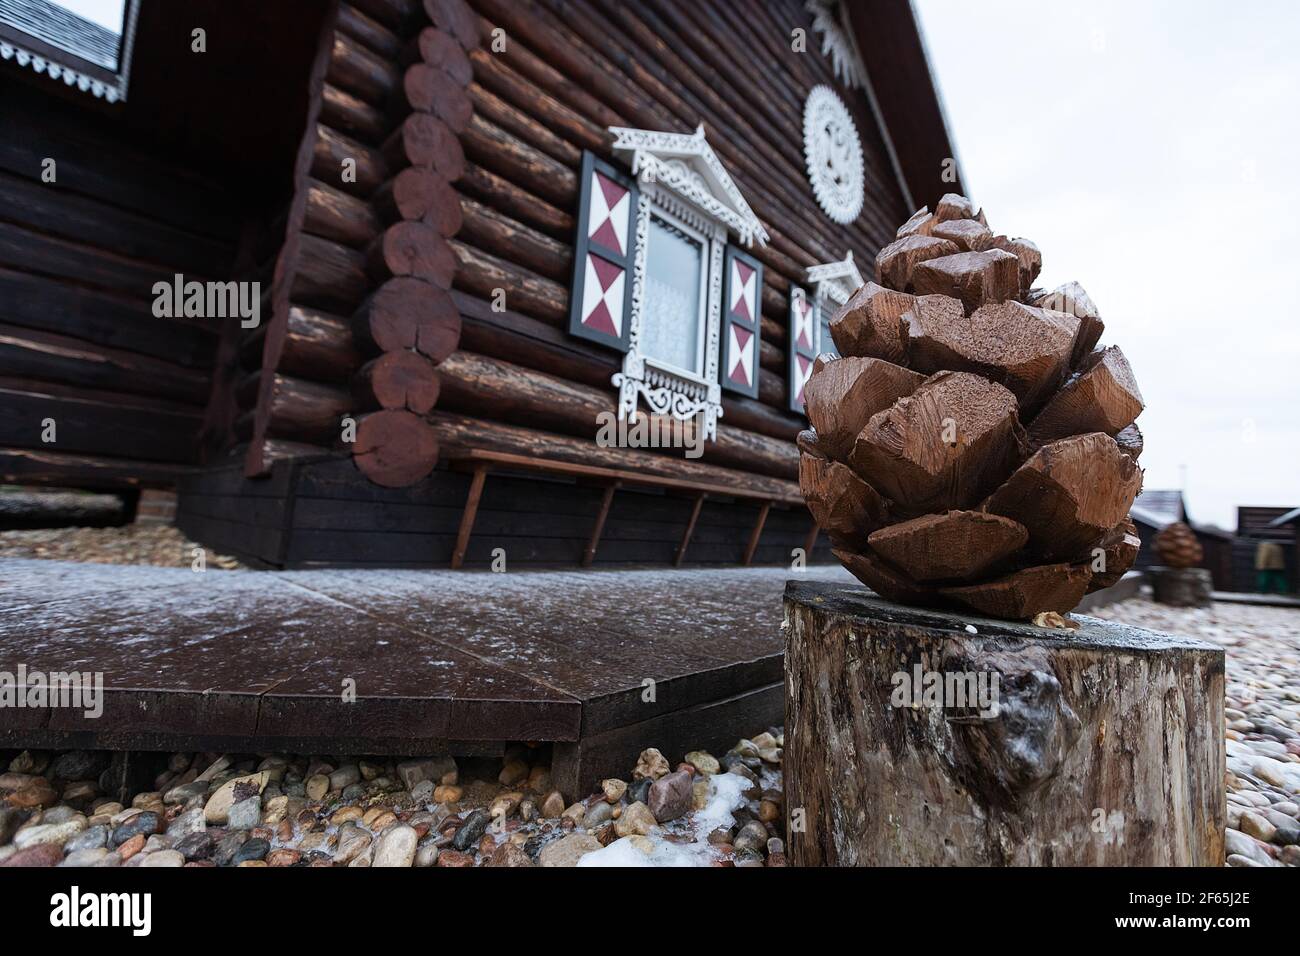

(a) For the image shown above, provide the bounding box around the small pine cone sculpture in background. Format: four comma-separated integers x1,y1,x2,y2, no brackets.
1154,521,1203,569
799,193,1145,620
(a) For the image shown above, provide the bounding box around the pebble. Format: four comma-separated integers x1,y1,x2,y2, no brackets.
203,773,269,825
117,833,146,860
583,801,614,828
601,779,627,803
539,832,602,867
540,791,566,818
305,774,329,801
65,825,109,854
267,848,302,867
633,748,670,780
684,751,720,775
111,811,162,847
0,843,64,867
613,801,658,837
498,759,529,787
333,827,372,864
231,838,270,864
212,831,249,866
328,764,360,791
396,757,456,790
140,850,185,867
647,771,693,823
174,832,213,861
485,842,534,867
226,797,261,830
373,824,418,867
14,817,86,849
452,809,489,851
62,848,110,867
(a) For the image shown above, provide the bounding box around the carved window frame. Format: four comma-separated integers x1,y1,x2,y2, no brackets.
609,125,768,442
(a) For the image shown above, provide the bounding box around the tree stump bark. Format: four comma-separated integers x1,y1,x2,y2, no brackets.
783,581,1224,866
1150,566,1214,608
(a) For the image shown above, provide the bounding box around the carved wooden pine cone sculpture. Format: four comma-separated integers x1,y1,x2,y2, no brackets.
1154,521,1202,569
799,194,1145,620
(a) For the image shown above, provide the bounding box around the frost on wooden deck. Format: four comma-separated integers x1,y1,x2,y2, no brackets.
0,558,852,750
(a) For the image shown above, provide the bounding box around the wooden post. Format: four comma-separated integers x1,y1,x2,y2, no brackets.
801,521,819,558
674,492,706,567
743,501,770,566
451,463,487,569
582,481,619,567
783,580,1225,866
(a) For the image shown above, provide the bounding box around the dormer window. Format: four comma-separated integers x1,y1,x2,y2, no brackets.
0,0,139,102
567,126,768,443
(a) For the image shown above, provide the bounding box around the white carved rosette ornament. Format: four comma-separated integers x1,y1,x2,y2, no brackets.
803,85,865,225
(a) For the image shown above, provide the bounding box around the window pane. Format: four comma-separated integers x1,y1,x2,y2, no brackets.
641,216,704,375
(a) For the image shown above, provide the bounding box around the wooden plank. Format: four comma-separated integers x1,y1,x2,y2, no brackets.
674,492,706,567
450,462,487,569
743,502,771,566
582,481,619,567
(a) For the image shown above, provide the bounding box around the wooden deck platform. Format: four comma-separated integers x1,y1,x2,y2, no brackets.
0,559,851,792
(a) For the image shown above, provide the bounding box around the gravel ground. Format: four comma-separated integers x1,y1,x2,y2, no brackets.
0,525,241,569
1090,598,1300,867
0,738,785,868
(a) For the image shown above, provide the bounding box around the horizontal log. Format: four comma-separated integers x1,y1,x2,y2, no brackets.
381,112,466,180
248,370,353,442
354,407,440,486
435,349,797,479
293,233,372,312
429,408,801,501
353,349,441,414
469,81,582,167
320,82,389,144
451,239,567,324
277,305,363,383
0,376,201,463
337,2,403,60
303,177,382,248
241,305,357,381
312,123,388,197
461,113,577,208
0,446,195,490
0,321,210,406
328,31,401,106
373,166,463,236
348,0,421,31
467,48,608,154
367,221,456,288
352,277,461,360
458,196,570,282
457,162,573,238
403,62,474,132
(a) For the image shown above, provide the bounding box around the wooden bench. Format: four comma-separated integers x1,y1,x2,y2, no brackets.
447,448,818,569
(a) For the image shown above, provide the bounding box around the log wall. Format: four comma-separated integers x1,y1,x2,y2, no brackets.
0,83,242,489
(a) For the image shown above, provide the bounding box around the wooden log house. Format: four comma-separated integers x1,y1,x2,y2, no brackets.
0,0,965,569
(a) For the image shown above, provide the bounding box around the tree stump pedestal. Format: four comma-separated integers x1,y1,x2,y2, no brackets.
1150,566,1214,608
783,580,1225,866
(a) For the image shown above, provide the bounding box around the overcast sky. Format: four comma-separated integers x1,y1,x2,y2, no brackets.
912,0,1299,529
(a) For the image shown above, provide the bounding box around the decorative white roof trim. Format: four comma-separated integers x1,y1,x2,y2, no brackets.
805,251,865,307
0,1,138,104
805,0,868,90
608,124,769,248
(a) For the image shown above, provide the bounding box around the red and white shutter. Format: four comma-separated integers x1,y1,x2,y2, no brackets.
568,151,637,351
719,245,762,399
788,287,818,414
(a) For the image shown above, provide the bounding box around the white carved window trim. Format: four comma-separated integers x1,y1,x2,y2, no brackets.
609,125,768,442
806,251,865,356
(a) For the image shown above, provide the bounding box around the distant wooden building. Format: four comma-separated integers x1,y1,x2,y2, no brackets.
0,0,964,568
